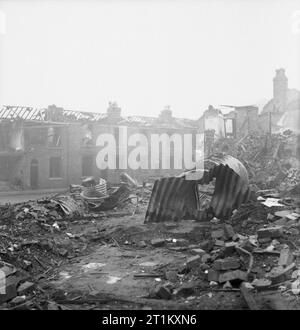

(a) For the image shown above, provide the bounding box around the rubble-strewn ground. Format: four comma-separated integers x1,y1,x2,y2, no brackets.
1,131,300,310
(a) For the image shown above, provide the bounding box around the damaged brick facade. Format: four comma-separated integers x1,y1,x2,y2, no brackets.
0,104,200,190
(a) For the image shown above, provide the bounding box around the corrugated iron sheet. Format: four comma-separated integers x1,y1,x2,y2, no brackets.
145,154,251,222
145,177,200,222
51,196,84,217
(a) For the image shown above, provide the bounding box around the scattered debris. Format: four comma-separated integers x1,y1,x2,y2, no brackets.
257,226,283,239
186,256,201,269
151,239,165,248
150,285,172,300
0,131,300,310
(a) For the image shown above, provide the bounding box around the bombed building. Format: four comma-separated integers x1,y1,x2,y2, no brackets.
1,69,298,192
0,103,200,191
2,0,300,315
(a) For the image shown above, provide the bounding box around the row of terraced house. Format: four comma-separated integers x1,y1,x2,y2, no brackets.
0,69,299,191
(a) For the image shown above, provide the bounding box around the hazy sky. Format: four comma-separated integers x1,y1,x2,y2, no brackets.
0,0,299,118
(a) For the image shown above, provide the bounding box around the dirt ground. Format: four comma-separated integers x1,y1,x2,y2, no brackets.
2,198,300,310
0,192,61,204
39,214,248,310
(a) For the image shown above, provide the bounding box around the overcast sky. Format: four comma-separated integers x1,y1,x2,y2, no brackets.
0,0,299,118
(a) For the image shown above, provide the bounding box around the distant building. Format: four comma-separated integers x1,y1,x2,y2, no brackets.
199,69,300,138
223,105,259,138
199,104,260,140
260,68,300,133
199,105,225,138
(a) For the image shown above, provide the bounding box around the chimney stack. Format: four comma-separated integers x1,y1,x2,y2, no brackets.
273,68,288,110
107,102,121,123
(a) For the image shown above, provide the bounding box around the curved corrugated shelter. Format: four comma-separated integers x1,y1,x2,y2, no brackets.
145,154,251,222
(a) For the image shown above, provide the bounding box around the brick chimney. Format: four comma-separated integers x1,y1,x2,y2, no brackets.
159,105,173,123
107,102,121,123
273,68,288,111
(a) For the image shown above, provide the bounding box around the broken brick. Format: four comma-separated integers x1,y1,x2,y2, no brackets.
257,226,283,239
165,270,177,282
47,302,60,310
168,246,187,252
211,229,224,239
240,240,255,252
278,247,294,267
186,255,201,269
173,238,189,246
214,240,225,247
274,210,293,218
175,281,198,297
274,218,288,226
289,228,299,236
223,281,232,289
151,285,172,300
267,263,296,284
219,270,248,283
214,257,240,271
58,248,68,257
0,275,18,304
251,278,272,290
187,244,200,249
207,269,220,282
210,217,220,224
224,224,235,240
151,238,165,247
257,237,272,244
17,281,34,295
138,241,147,248
223,242,237,256
22,260,32,271
285,220,297,227
200,263,210,271
201,253,211,264
10,296,26,305
198,240,211,250
190,248,206,256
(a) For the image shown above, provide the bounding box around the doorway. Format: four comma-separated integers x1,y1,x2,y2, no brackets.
30,159,39,189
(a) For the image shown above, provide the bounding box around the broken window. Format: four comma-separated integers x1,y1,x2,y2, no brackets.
48,127,62,147
24,127,47,147
225,119,235,138
49,156,62,178
0,126,9,150
82,155,94,177
8,121,24,151
81,124,93,147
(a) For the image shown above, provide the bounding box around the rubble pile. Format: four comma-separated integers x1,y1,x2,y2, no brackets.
0,195,84,224
70,174,153,215
143,228,298,306
0,130,299,309
94,184,152,214
0,197,89,290
214,131,300,191
0,175,155,309
141,188,300,309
